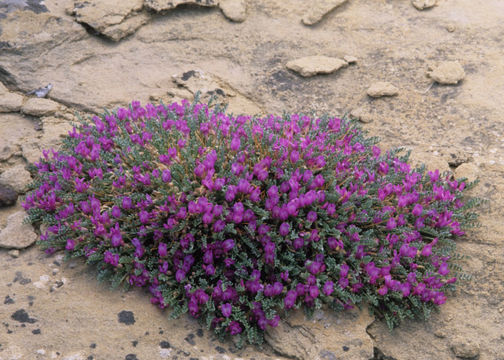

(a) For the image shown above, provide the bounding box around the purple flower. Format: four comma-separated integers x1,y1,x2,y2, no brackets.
284,290,297,309
175,269,186,282
104,251,119,267
221,303,232,317
412,203,423,217
227,321,242,335
323,281,334,296
279,222,290,237
122,196,132,210
158,242,167,257
111,206,121,218
307,211,317,223
162,169,171,182
222,239,235,252
65,239,76,251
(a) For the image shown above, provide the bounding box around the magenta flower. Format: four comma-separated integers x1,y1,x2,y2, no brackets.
279,222,290,236
158,242,167,257
221,303,232,317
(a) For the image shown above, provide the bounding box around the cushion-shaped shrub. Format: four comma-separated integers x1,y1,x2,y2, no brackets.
23,98,480,345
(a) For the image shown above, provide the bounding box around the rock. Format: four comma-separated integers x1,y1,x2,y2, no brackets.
302,0,348,26
350,107,373,123
0,164,32,194
8,249,20,258
0,211,38,249
265,309,374,360
172,69,263,115
286,56,348,77
367,81,399,98
22,98,61,117
343,55,358,64
446,23,456,32
427,61,465,85
408,150,451,174
0,93,24,113
144,0,219,12
0,11,87,86
0,183,18,207
451,341,480,359
70,0,148,41
455,162,479,183
219,0,247,22
411,0,437,10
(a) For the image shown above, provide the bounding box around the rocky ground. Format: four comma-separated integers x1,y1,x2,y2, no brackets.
1,0,503,359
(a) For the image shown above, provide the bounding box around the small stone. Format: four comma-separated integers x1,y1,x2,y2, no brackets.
455,162,479,183
0,211,38,249
36,349,46,355
451,341,480,359
350,107,373,123
446,23,456,32
286,56,348,77
0,183,18,207
219,0,247,22
118,310,135,325
367,81,399,98
427,61,465,85
302,0,348,26
434,330,446,338
52,268,59,275
343,55,357,64
8,249,20,258
411,0,437,10
0,93,24,113
0,164,32,194
22,98,61,117
144,0,218,12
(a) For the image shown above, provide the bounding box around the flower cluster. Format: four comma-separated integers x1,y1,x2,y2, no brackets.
23,99,479,345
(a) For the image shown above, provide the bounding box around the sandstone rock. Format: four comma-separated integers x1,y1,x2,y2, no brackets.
71,0,147,41
286,56,348,77
455,162,479,183
411,0,437,10
265,309,374,360
0,11,87,86
343,55,358,64
172,69,263,115
302,0,348,26
0,92,24,112
0,113,38,162
8,249,20,258
219,0,247,22
0,211,37,249
427,61,465,85
451,340,480,359
367,81,399,98
350,107,373,123
22,98,61,117
0,165,31,194
408,151,451,174
0,183,18,207
144,0,219,12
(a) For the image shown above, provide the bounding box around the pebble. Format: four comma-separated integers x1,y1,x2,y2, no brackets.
0,211,38,249
219,0,247,23
350,107,373,123
33,275,51,289
411,0,437,10
286,56,348,77
302,0,348,26
37,349,46,355
343,55,358,64
427,61,465,85
451,341,480,359
22,97,61,117
446,23,456,32
367,81,399,98
8,249,20,258
0,183,18,207
0,164,32,194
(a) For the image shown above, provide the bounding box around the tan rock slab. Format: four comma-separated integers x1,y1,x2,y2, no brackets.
286,56,348,77
455,162,479,183
0,92,24,113
350,106,373,123
0,164,32,194
408,150,451,174
302,0,348,25
0,211,37,249
144,0,219,12
343,55,358,64
71,0,146,41
367,81,399,98
220,0,247,22
427,61,465,85
411,0,437,10
22,98,61,117
265,309,374,360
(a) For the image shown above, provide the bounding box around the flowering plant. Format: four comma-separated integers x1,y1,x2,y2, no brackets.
23,98,480,345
